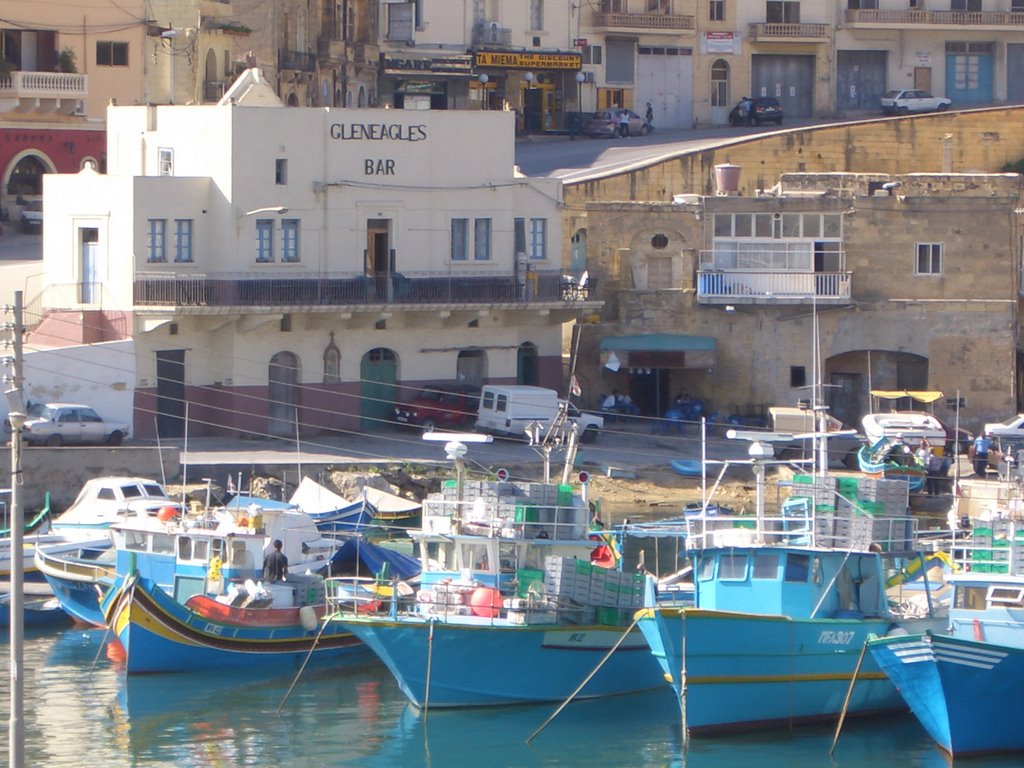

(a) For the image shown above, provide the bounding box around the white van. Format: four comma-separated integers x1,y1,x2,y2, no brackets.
475,385,603,443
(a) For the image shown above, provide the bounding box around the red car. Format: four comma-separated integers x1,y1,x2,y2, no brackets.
393,385,480,433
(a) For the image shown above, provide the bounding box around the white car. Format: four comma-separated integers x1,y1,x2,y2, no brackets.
21,403,130,446
983,414,1024,439
881,90,952,115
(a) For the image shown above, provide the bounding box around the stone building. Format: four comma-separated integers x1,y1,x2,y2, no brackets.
572,169,1022,433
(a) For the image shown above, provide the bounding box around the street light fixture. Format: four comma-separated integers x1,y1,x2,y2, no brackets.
478,73,489,110
244,206,288,216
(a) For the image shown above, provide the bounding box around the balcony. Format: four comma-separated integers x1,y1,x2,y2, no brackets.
353,41,379,65
472,22,513,48
844,8,1024,29
279,50,318,73
748,22,831,41
696,271,851,305
318,37,348,64
127,271,600,312
591,11,695,30
0,71,88,114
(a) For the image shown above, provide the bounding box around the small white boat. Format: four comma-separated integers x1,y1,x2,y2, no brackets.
861,411,946,450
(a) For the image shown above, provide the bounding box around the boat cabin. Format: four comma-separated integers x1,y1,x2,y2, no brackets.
949,573,1024,647
692,546,888,619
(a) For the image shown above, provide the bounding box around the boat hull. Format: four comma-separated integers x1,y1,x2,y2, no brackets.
340,614,665,708
869,632,1024,757
635,606,942,733
104,575,369,674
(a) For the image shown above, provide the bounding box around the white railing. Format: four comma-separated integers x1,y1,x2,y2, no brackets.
696,270,851,301
0,71,88,99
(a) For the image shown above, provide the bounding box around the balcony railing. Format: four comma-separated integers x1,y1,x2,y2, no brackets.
696,271,851,304
592,11,695,29
128,271,598,310
748,22,830,40
845,8,1024,27
0,71,88,100
279,50,317,72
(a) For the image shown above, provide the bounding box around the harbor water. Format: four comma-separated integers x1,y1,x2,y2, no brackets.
0,624,1019,768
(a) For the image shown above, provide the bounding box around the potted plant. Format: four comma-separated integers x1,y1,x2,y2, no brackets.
59,48,77,73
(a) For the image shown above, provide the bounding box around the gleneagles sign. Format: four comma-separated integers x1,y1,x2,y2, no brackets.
329,122,427,142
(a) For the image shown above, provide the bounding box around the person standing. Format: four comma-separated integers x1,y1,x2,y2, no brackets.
645,102,654,130
263,539,289,582
618,109,630,138
972,432,992,477
739,97,752,126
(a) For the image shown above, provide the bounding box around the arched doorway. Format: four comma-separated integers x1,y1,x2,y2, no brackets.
710,59,730,125
570,228,587,276
517,342,539,385
5,153,51,199
360,347,398,430
456,349,487,386
268,351,300,436
203,49,218,101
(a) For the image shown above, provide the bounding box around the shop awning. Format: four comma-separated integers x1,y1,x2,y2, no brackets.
869,389,945,405
600,334,716,370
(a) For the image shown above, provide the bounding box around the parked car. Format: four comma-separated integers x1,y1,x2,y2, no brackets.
583,109,649,138
20,403,130,446
880,90,951,115
983,414,1024,440
728,97,783,127
19,200,42,233
393,385,480,433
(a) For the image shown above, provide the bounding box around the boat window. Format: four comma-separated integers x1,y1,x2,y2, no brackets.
97,488,116,501
152,533,175,555
177,536,192,560
228,541,247,567
121,484,144,499
464,542,491,570
124,530,147,551
193,539,209,561
719,553,748,580
521,544,545,571
752,552,779,579
697,554,716,581
143,484,165,498
498,542,517,572
955,585,989,610
987,585,1024,607
784,553,810,582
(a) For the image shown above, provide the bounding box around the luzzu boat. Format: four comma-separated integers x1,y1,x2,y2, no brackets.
630,471,948,735
857,437,926,492
335,441,665,708
98,504,386,673
868,520,1024,757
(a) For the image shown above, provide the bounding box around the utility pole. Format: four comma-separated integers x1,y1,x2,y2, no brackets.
3,291,26,768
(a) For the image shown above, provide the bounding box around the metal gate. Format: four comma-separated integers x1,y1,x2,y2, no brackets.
836,51,887,111
751,54,814,117
637,47,694,130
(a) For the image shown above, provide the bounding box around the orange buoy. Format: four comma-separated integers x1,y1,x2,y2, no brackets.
157,506,179,522
469,587,503,618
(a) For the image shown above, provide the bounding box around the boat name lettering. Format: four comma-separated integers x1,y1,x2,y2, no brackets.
567,632,586,643
204,623,224,636
329,123,428,142
818,630,855,645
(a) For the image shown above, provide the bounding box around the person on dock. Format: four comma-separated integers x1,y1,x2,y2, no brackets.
971,432,992,477
263,539,288,582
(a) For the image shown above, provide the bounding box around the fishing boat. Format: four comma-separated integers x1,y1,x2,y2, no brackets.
857,437,926,492
335,436,665,708
96,502,398,673
361,485,422,526
867,519,1024,757
629,437,947,735
227,476,376,534
861,410,947,451
670,459,706,477
0,592,70,628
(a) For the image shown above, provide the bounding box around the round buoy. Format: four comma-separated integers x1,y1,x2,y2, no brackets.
106,639,126,664
469,587,503,618
157,506,179,522
299,605,318,632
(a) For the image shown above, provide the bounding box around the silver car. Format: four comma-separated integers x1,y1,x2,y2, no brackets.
21,403,130,446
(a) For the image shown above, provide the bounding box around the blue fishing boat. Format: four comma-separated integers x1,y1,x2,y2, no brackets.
0,593,71,628
868,525,1024,757
857,438,926,492
336,442,665,708
670,459,706,477
629,462,946,734
228,476,376,534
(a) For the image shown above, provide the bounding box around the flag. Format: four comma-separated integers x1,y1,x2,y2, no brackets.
569,375,582,398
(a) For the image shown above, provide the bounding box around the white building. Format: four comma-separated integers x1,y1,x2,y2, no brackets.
37,81,590,440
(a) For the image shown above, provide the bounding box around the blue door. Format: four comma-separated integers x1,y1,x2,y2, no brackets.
946,47,993,106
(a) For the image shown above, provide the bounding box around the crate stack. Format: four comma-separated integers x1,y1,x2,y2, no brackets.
793,474,912,550
543,556,645,621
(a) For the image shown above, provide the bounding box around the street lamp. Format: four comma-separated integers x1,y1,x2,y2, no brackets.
575,71,586,112
524,71,534,88
244,206,288,216
160,29,178,105
478,73,489,110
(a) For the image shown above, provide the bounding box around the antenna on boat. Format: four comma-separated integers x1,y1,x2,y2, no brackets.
726,430,795,544
422,432,493,514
